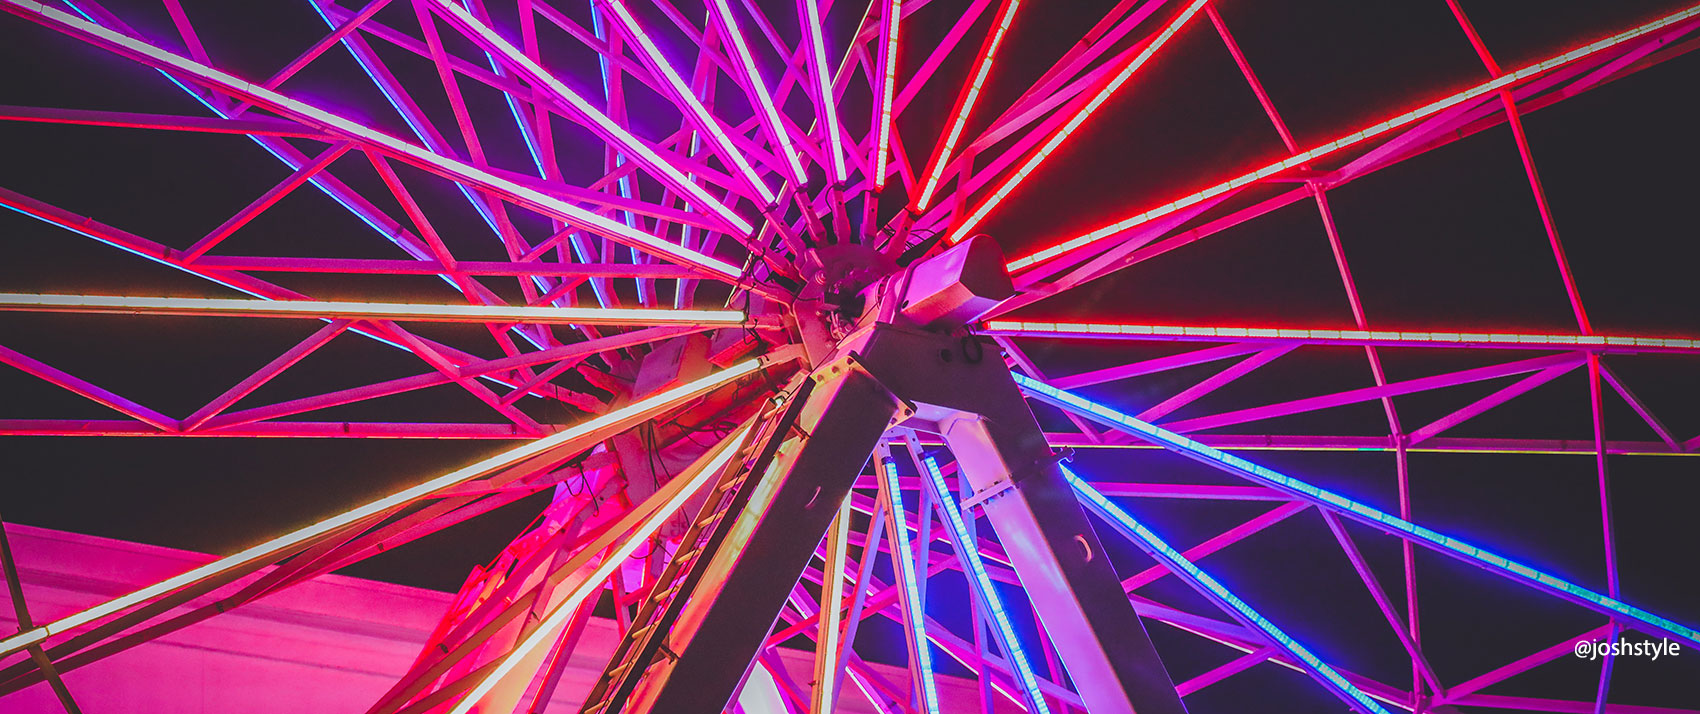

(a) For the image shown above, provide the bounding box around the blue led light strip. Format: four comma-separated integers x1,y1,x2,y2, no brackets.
1063,466,1394,713
880,458,941,714
1012,373,1700,646
919,456,1052,714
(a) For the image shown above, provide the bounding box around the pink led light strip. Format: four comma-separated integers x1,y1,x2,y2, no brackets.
707,0,809,185
1006,1,1700,271
423,0,756,236
0,293,753,326
982,321,1700,353
946,0,1210,242
798,0,849,183
0,1,749,284
912,0,1019,210
871,0,903,190
601,0,775,204
0,357,777,658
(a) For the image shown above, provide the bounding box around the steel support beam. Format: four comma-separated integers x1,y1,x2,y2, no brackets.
850,325,1187,714
616,365,902,713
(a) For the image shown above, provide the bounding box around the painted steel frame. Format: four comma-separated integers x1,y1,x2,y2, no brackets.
1,1,1698,713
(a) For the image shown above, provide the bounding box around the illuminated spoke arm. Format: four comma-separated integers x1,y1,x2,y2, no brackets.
877,455,941,714
913,0,1020,211
0,358,782,658
0,293,757,327
1012,373,1700,647
442,422,756,714
0,342,177,432
918,455,1052,714
1065,466,1396,714
811,495,856,713
945,0,1210,243
419,0,756,235
796,0,849,183
1005,2,1700,272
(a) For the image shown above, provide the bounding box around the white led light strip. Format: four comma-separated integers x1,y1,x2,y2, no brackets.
602,0,776,204
799,0,849,183
982,320,1700,352
446,424,754,714
0,293,750,326
0,357,776,657
0,1,750,283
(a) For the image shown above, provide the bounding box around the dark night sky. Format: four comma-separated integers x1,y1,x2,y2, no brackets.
2,0,1699,711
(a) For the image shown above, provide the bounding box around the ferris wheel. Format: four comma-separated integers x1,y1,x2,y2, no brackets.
1,1,1697,713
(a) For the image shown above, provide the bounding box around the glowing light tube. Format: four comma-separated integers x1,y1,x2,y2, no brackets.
880,457,941,714
981,320,1700,353
920,455,1052,714
423,0,754,236
447,423,754,714
0,357,778,658
2,1,750,281
1005,1,1700,270
948,0,1210,243
871,0,903,190
914,0,1020,210
798,0,849,183
602,0,775,204
812,494,855,714
707,0,809,185
1011,373,1700,647
0,293,754,326
1063,466,1394,714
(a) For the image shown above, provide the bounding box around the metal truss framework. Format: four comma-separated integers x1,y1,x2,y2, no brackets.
0,1,1696,713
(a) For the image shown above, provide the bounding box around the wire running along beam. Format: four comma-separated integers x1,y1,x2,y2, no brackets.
0,356,782,659
1011,373,1700,647
0,293,755,327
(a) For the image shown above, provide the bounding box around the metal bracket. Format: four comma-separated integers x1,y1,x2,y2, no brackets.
812,352,916,427
961,447,1073,512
